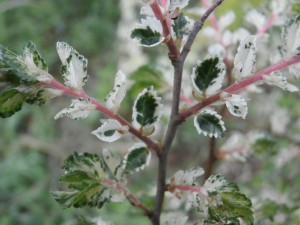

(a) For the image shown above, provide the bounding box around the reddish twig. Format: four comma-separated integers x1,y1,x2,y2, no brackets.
103,178,153,217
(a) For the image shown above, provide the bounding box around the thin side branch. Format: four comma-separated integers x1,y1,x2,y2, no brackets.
103,179,153,218
181,0,225,61
46,79,162,154
178,55,300,121
150,1,180,60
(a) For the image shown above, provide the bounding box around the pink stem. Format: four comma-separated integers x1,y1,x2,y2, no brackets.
46,79,162,154
179,55,300,120
257,13,276,35
150,1,180,59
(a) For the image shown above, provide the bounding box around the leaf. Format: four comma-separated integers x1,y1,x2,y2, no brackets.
262,71,299,92
54,98,96,120
52,152,124,209
23,41,48,72
233,35,257,81
91,119,129,143
0,89,27,118
132,86,163,134
0,45,39,84
105,70,127,112
282,14,300,57
122,143,151,174
172,13,193,40
251,136,276,155
56,42,88,91
131,17,164,47
220,92,248,119
203,175,254,225
191,56,226,99
194,109,226,138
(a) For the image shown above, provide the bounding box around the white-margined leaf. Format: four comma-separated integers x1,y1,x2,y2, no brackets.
51,152,124,209
132,86,163,134
220,92,248,119
105,70,127,112
22,41,49,73
191,56,226,99
233,35,257,81
194,109,226,138
263,71,299,92
202,175,254,225
54,98,96,120
282,15,300,58
131,17,164,47
172,13,194,41
56,42,88,91
122,143,151,174
91,119,129,143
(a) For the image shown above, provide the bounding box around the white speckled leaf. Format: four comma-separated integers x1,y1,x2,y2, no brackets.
220,92,248,119
105,70,127,112
56,42,88,91
263,71,299,92
282,15,300,58
233,35,257,81
54,98,95,120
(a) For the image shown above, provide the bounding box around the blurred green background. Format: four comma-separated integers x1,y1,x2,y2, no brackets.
1,0,300,225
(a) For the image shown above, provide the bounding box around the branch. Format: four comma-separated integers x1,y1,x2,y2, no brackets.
103,179,153,217
150,1,180,60
46,79,162,155
178,55,300,121
181,0,225,62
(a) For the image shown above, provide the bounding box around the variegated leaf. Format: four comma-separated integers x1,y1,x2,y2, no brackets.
191,56,226,99
194,109,226,138
220,92,248,119
131,17,164,47
56,42,88,91
122,143,151,174
91,119,129,143
263,71,299,92
171,167,204,186
233,35,257,81
54,98,96,120
105,70,127,112
132,86,163,134
282,15,300,57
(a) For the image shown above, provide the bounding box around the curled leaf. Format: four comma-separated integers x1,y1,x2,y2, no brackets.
263,71,299,92
105,70,127,112
56,42,88,91
91,119,129,143
54,98,96,120
220,92,248,119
